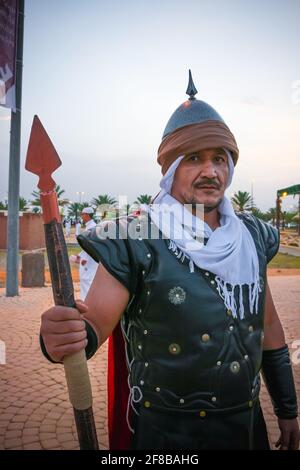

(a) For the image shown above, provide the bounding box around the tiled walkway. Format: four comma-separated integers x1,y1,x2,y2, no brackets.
0,276,299,450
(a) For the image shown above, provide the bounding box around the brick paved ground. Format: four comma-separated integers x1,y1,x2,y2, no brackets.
0,276,299,450
0,283,108,450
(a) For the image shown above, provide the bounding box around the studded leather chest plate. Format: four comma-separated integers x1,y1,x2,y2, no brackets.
78,209,279,416
123,214,269,412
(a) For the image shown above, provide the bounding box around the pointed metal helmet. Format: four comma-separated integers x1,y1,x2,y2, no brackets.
162,70,225,139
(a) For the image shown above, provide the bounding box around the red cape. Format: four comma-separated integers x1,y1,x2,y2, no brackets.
107,322,132,450
107,211,142,449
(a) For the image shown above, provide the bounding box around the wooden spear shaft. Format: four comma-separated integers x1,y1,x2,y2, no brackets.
25,115,99,450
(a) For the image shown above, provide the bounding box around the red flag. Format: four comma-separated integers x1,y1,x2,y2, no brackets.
0,0,18,111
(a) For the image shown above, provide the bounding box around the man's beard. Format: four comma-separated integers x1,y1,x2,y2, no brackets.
190,198,222,214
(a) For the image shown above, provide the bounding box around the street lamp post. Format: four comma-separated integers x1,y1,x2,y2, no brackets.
76,191,85,204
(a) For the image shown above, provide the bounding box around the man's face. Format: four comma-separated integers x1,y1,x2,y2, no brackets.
171,148,229,213
81,213,92,223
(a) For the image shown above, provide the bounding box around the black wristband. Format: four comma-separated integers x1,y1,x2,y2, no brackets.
39,333,62,364
39,320,99,364
261,344,298,419
84,320,99,360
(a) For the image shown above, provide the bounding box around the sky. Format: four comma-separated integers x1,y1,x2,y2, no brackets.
0,0,300,212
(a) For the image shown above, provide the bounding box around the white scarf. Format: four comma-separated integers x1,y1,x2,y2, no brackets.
141,152,261,320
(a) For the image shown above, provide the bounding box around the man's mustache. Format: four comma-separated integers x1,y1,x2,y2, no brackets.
194,180,220,189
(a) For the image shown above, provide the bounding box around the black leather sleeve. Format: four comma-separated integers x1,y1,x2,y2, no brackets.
77,219,137,295
39,320,99,363
261,345,298,419
253,217,280,263
236,213,280,263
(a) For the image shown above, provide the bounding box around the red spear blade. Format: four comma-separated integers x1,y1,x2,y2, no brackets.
25,115,61,192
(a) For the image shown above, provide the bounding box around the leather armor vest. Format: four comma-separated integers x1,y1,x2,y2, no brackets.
120,213,277,414
77,210,279,418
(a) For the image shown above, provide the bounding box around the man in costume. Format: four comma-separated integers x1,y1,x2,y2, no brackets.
69,207,98,300
40,72,299,450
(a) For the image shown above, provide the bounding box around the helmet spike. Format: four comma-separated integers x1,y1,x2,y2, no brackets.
186,69,198,100
162,70,224,139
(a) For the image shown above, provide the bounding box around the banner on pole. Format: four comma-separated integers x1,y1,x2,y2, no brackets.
0,0,18,112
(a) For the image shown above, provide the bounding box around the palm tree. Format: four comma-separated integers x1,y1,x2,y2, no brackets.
19,197,28,211
55,184,65,198
91,194,117,218
91,194,117,207
251,207,268,221
56,185,70,207
285,211,298,224
134,194,152,205
231,191,252,212
67,202,83,220
31,184,69,207
30,192,41,208
0,198,28,211
265,208,276,226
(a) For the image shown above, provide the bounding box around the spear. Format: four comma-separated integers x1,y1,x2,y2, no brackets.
25,115,99,450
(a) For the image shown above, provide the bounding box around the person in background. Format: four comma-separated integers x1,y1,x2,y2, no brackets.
70,207,98,300
65,219,71,238
75,219,81,237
